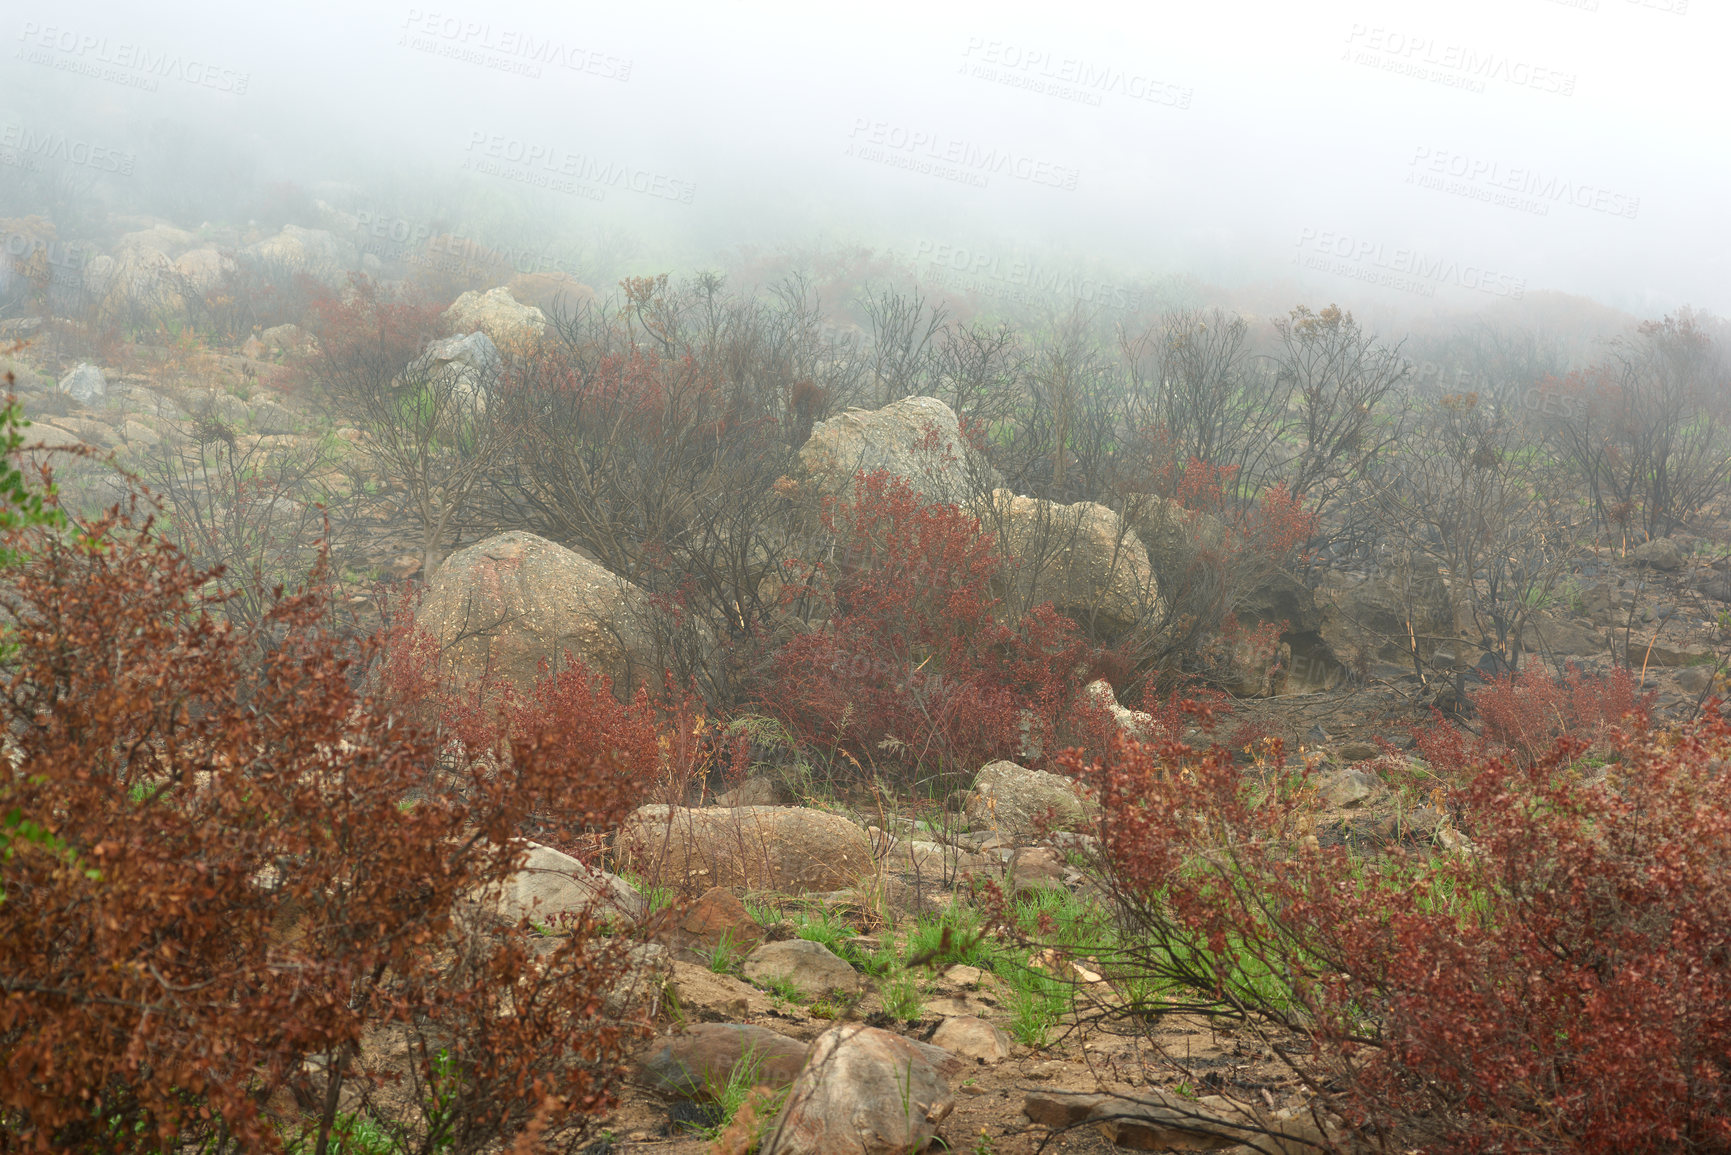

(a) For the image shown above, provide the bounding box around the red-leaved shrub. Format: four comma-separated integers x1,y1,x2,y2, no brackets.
0,498,650,1152
1416,663,1652,774
1072,708,1731,1153
771,470,1094,782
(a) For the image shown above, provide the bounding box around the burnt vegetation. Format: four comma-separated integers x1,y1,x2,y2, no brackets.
3,240,1731,1155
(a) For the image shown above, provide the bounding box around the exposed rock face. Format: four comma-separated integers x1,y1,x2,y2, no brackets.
642,1023,810,1099
115,224,196,259
507,271,597,314
482,841,645,928
243,225,359,285
797,395,996,508
57,363,106,404
443,285,546,353
742,939,859,998
171,248,236,294
410,331,502,409
760,1024,957,1155
1123,491,1340,696
981,489,1160,641
413,530,660,696
964,760,1096,843
260,323,311,353
1320,561,1458,670
617,805,873,896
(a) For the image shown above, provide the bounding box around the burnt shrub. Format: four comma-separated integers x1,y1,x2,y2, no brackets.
769,469,1095,788
1070,706,1731,1153
0,483,650,1151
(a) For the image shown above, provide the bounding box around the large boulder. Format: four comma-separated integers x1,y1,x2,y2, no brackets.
57,363,106,404
171,248,236,294
981,489,1159,641
413,530,661,697
95,247,183,316
408,331,502,410
797,395,996,508
964,760,1096,842
642,1023,811,1099
1121,492,1229,578
742,939,859,998
1319,561,1457,671
507,270,597,314
482,841,645,929
760,1024,957,1155
114,224,197,259
443,285,546,353
617,805,873,896
1123,492,1339,696
243,225,358,286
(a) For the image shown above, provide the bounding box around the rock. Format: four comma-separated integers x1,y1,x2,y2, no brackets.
260,323,309,352
483,841,645,929
244,225,359,286
1006,845,1067,896
982,489,1160,641
115,224,197,258
414,530,661,696
759,1024,957,1155
1337,740,1380,762
442,285,546,353
1083,679,1156,742
964,760,1096,842
171,247,236,294
647,886,765,957
715,776,794,807
1123,493,1340,695
641,1023,810,1099
619,805,873,896
1677,665,1714,695
1122,492,1229,580
1633,538,1683,571
1024,1089,1294,1151
667,959,778,1020
1692,575,1731,604
411,331,503,409
507,270,597,314
1645,642,1711,668
1320,561,1457,667
930,1015,1010,1063
1317,768,1380,810
796,394,996,508
605,942,672,1018
1522,611,1606,657
117,420,161,450
249,399,299,435
742,939,858,998
57,362,106,404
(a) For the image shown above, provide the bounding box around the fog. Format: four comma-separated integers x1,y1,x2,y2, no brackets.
3,0,1724,324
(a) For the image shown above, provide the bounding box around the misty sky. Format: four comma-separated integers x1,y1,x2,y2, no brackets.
5,0,1725,319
